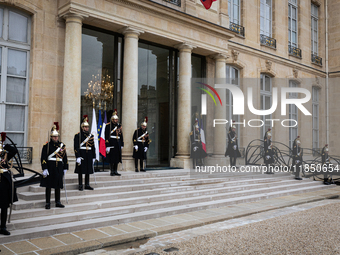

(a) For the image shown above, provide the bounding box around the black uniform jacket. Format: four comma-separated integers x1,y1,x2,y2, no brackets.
132,128,149,160
105,122,124,163
225,130,241,158
40,140,68,189
74,131,96,174
0,144,18,208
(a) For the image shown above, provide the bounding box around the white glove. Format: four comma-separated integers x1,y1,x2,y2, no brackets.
266,155,270,160
63,169,67,175
43,169,49,177
93,159,96,164
134,145,138,151
144,147,148,152
121,146,124,150
106,147,110,153
193,146,198,151
233,145,237,150
76,157,82,165
296,160,300,164
0,169,8,173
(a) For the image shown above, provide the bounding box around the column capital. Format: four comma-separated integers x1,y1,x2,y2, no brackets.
61,12,88,24
120,27,144,37
211,53,229,61
174,42,196,52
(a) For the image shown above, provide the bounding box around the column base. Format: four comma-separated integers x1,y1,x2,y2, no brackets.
170,156,191,169
121,158,136,171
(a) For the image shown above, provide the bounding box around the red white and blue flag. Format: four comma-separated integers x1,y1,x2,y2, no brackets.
200,0,217,10
91,108,99,161
98,110,107,158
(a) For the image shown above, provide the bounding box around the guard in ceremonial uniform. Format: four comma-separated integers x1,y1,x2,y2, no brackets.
291,136,303,180
133,118,150,172
105,110,124,176
321,144,331,185
74,116,95,191
225,123,241,167
190,121,207,168
0,133,18,236
40,123,68,209
263,129,274,174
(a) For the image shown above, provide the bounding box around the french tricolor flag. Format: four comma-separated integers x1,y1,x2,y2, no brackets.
98,111,107,158
200,0,217,10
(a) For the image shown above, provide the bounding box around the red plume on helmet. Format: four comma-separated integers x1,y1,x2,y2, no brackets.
0,132,6,142
114,109,117,113
145,117,148,123
54,122,59,131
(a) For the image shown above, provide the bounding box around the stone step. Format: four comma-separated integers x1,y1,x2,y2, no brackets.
0,183,330,245
8,181,322,229
13,176,293,210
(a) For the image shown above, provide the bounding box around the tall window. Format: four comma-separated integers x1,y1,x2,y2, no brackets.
260,0,272,37
228,0,240,25
288,0,298,48
311,3,318,55
289,81,299,148
312,87,319,150
260,74,272,139
0,7,30,147
226,65,240,138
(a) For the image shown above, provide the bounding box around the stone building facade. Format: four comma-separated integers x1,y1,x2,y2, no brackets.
0,0,339,170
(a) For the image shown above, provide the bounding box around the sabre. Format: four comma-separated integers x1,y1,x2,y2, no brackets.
8,169,14,223
63,175,68,204
92,159,97,185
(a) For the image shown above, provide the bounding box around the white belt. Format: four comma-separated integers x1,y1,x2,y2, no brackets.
110,136,120,139
195,139,200,142
48,158,62,162
80,146,91,150
137,139,145,142
107,146,114,149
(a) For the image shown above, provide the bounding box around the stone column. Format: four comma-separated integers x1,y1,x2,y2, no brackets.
213,54,228,157
121,27,144,171
170,43,195,169
61,14,84,157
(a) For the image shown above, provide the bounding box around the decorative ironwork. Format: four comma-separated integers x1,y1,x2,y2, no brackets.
260,34,276,49
163,0,181,7
16,147,33,164
311,54,322,66
288,45,302,58
230,22,245,37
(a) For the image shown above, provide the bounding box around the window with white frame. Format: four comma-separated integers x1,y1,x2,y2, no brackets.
312,87,319,150
288,0,298,48
260,74,272,139
226,65,240,141
260,0,272,37
311,3,318,55
228,0,240,25
0,6,30,147
289,81,299,148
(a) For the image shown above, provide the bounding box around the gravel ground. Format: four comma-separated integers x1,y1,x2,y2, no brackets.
135,202,340,255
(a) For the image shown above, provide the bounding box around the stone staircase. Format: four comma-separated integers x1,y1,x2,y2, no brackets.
0,169,334,244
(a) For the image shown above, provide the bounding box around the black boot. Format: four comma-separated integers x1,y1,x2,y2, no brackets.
110,164,114,176
85,185,94,190
114,163,121,176
45,188,51,209
45,203,51,210
56,202,65,208
0,228,10,235
79,185,83,191
135,159,139,172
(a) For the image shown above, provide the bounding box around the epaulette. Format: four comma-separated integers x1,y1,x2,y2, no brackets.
189,131,193,135
106,122,110,125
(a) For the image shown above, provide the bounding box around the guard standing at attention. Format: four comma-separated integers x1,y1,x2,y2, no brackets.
133,117,150,172
321,144,331,185
40,123,68,209
291,136,303,180
225,122,241,167
74,116,96,191
263,129,274,174
190,120,207,168
0,133,18,236
105,110,124,176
